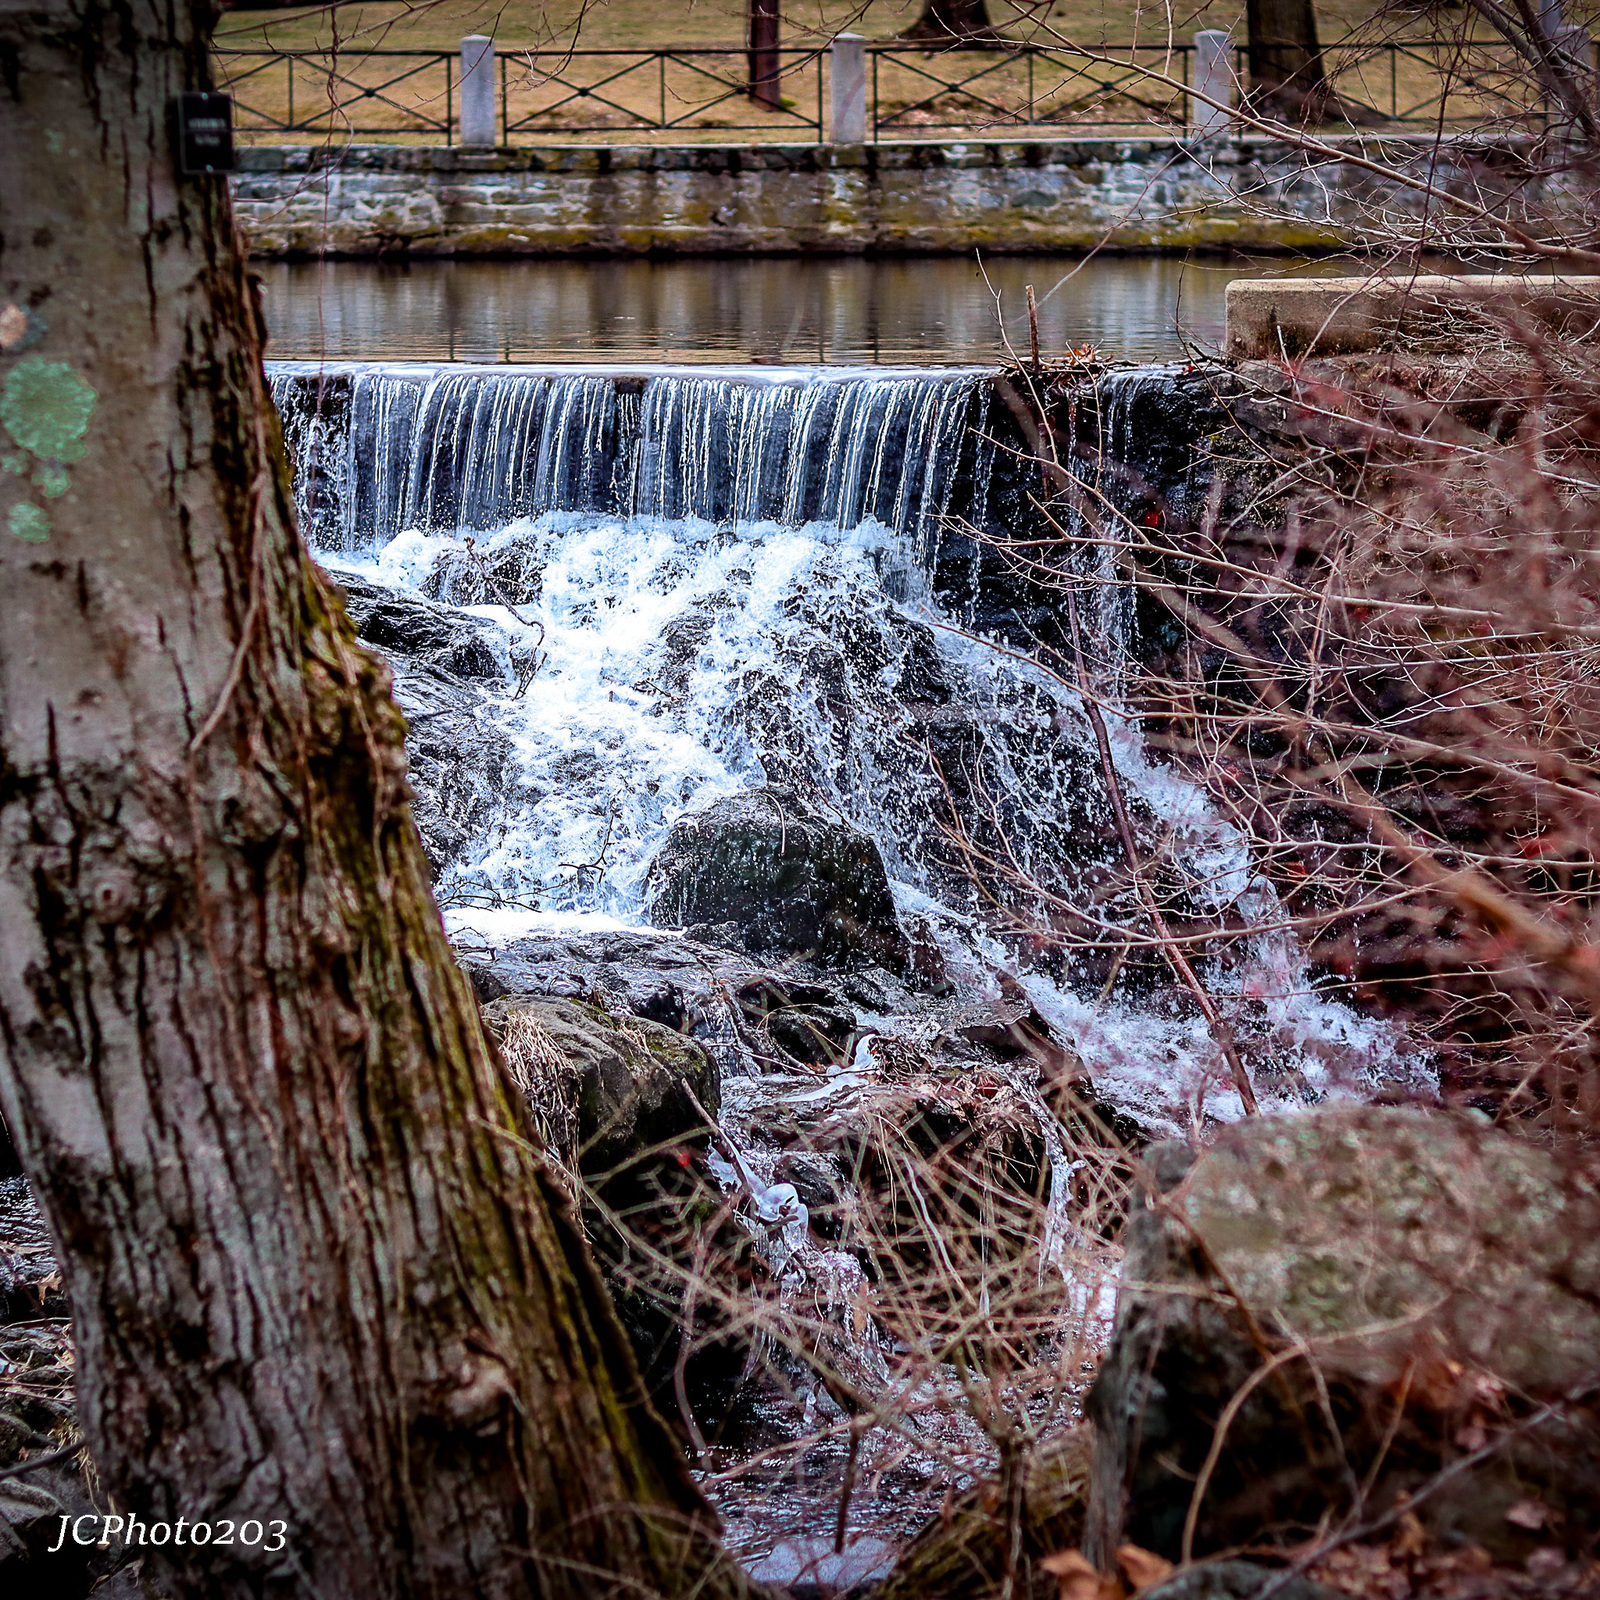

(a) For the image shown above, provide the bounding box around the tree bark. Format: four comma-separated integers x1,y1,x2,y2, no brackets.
1245,0,1331,117
0,4,759,1599
748,0,782,110
897,0,1004,45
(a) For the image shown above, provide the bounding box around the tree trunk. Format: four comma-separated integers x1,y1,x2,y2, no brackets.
0,4,759,1599
898,0,1004,45
1245,0,1330,117
748,0,782,110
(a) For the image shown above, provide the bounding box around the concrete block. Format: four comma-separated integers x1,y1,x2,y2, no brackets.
460,35,497,147
1191,30,1235,138
1225,274,1600,359
830,33,867,144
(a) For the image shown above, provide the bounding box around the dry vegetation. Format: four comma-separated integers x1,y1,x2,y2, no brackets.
211,0,1513,143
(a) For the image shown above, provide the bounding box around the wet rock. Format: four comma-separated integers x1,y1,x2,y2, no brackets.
645,786,909,972
1086,1107,1600,1567
460,928,775,1035
422,540,542,608
481,994,751,1433
323,567,513,877
737,977,856,1069
403,696,513,877
334,571,503,680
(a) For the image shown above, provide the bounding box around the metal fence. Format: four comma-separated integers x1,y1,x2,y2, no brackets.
501,47,824,141
217,48,457,141
213,45,828,143
212,37,1559,146
864,38,1549,136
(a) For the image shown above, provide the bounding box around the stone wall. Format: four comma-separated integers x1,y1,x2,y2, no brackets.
230,135,1539,258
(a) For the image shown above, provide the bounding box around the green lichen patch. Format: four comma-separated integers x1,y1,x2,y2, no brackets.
33,462,70,498
1,356,97,465
7,503,49,542
1,451,25,475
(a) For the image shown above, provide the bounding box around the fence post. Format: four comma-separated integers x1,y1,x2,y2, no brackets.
830,33,867,143
1190,29,1235,138
460,34,496,146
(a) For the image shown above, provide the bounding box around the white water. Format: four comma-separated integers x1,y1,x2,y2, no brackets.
274,361,1412,1136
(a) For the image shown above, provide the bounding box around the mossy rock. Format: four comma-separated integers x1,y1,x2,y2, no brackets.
1086,1107,1600,1566
481,996,718,1175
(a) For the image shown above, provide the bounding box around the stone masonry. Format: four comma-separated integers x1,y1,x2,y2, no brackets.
229,135,1550,258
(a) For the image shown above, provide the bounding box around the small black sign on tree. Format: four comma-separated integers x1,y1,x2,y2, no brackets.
176,92,235,176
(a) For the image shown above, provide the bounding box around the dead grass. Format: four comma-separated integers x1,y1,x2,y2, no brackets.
212,0,1493,144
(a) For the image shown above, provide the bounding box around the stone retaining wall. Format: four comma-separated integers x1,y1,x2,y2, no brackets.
230,135,1543,258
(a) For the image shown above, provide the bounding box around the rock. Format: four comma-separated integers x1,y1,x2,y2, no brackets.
736,976,856,1069
645,786,909,972
1086,1107,1600,1567
334,571,503,680
480,995,751,1432
322,568,512,877
480,997,717,1174
1140,1561,1344,1600
459,928,867,1075
422,540,542,609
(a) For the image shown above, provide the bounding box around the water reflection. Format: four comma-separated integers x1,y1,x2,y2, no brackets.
257,254,1349,366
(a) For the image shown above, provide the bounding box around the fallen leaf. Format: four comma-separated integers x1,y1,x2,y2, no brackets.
0,304,26,350
1039,1548,1125,1600
1505,1499,1549,1531
1391,1510,1426,1560
1117,1543,1174,1592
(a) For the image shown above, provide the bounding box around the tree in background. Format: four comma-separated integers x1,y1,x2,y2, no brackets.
0,2,761,1597
1245,0,1331,116
749,0,782,109
898,0,1005,44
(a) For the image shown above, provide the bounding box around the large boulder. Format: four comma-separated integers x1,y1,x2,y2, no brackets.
1086,1108,1600,1567
644,786,909,972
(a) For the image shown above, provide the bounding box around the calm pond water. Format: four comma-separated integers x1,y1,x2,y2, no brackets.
257,254,1353,366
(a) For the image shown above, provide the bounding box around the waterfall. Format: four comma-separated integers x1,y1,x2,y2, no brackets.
268,362,991,552
271,357,1408,1132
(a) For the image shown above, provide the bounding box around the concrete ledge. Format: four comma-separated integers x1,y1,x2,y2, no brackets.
1225,274,1600,358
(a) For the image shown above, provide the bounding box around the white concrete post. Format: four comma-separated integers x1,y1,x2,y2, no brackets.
830,33,867,144
1190,29,1235,138
1554,22,1593,74
460,34,497,147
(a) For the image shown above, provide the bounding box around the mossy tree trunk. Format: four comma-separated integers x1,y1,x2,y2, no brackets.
0,4,758,1598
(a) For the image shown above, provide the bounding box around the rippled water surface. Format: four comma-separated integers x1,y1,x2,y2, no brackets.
258,254,1352,366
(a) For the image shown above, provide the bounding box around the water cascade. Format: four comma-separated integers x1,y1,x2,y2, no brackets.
270,358,1413,1570
271,362,990,552
269,357,1404,1123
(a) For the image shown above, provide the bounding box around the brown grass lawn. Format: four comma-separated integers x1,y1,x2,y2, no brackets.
213,0,1534,144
